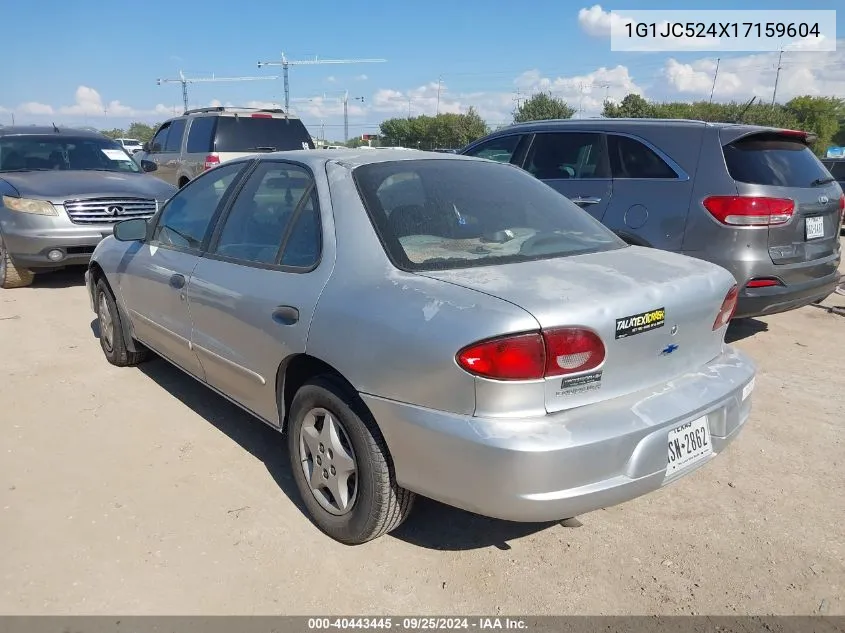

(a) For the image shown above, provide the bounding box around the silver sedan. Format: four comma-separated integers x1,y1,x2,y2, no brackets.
85,149,756,544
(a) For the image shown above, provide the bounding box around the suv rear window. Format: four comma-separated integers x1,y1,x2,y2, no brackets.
723,133,830,188
214,117,314,153
353,159,625,272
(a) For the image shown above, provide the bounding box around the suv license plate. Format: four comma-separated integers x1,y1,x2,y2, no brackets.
806,216,825,240
666,416,712,478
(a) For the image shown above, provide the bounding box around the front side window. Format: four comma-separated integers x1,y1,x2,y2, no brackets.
149,124,170,153
463,135,523,163
212,162,318,266
152,162,246,250
164,119,186,153
353,159,624,271
524,132,609,179
0,135,139,173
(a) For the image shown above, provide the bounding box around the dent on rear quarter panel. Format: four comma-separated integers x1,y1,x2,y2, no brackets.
305,161,539,416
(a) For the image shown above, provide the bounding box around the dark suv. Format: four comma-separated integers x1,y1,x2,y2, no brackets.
461,119,844,318
135,107,314,188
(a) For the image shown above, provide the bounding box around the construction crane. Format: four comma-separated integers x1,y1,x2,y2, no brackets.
257,53,385,114
292,91,365,142
156,70,279,113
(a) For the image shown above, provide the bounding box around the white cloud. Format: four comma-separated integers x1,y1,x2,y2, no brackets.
18,101,55,115
354,74,368,81
326,76,336,83
578,4,632,37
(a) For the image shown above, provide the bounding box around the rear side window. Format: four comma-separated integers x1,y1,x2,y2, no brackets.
164,119,186,153
723,133,830,187
822,161,845,180
214,117,314,152
186,117,216,153
353,159,624,271
524,132,609,179
608,135,677,179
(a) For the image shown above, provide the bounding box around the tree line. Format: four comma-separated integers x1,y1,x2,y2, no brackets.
99,92,845,157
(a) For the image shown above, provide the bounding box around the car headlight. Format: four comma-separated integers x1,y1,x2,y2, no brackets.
2,195,58,216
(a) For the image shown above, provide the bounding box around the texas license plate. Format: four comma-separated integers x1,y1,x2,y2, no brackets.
666,416,712,477
806,216,825,240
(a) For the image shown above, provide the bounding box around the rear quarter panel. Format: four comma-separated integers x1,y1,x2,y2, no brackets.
305,162,540,416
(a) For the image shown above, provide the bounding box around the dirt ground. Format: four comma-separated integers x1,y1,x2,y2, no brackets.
1,251,843,616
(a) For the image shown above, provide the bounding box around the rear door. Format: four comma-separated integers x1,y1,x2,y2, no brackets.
722,130,842,265
519,131,613,222
187,160,332,424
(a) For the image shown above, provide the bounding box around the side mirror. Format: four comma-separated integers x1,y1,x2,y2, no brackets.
113,218,148,242
140,159,157,173
142,142,150,153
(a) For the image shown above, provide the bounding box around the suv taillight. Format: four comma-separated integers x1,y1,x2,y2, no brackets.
703,196,794,227
456,328,605,381
839,193,844,225
204,154,220,171
713,285,739,330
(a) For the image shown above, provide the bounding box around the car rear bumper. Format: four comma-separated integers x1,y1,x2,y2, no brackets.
2,225,112,269
363,346,755,523
735,270,841,318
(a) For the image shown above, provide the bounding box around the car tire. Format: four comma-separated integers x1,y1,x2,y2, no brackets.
0,236,35,289
95,278,149,367
287,375,415,544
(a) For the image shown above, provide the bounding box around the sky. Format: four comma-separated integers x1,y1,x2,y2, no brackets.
0,0,843,142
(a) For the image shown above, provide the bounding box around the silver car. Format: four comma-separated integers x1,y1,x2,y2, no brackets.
85,150,756,544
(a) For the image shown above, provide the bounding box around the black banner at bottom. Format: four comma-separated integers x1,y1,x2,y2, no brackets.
0,617,842,633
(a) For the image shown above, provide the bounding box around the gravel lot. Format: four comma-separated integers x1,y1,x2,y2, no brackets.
1,249,843,615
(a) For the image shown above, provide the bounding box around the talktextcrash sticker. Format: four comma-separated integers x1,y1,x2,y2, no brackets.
616,307,665,339
556,370,603,396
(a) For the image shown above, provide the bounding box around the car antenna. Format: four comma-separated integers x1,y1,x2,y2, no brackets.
52,122,60,133
734,96,756,124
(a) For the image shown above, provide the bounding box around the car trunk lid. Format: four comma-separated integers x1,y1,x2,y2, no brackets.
420,246,735,413
721,129,843,265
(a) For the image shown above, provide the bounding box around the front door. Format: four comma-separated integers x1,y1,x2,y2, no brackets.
187,161,332,424
520,131,613,222
119,160,249,378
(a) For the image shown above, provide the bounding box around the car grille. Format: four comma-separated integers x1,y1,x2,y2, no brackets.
63,197,157,225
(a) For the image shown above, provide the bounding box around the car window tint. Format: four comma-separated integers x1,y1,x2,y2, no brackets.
822,161,845,180
723,133,830,187
186,116,216,153
213,117,314,152
463,135,522,163
149,124,170,153
279,192,321,268
164,119,186,153
152,162,245,250
213,162,313,265
354,159,625,272
525,132,608,179
608,135,677,179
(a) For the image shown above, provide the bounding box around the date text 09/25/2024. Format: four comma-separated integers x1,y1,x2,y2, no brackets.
307,618,528,630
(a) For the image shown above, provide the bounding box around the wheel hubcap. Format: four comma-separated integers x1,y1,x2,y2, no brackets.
98,293,114,352
299,407,358,516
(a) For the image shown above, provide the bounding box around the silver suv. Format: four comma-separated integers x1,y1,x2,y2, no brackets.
462,119,844,319
136,107,315,188
0,126,176,288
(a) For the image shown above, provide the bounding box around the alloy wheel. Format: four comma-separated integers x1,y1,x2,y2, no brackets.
98,292,115,353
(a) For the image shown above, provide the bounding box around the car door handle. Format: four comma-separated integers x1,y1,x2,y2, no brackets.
169,273,186,289
571,196,602,206
272,306,300,326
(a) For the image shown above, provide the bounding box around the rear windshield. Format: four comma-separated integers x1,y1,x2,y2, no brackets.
0,135,139,173
822,160,845,180
723,133,830,187
214,117,314,152
353,159,625,272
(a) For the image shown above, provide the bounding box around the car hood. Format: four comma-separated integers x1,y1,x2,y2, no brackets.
0,171,177,201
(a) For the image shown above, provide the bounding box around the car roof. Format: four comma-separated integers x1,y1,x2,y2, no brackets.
0,125,106,138
244,148,488,169
485,118,803,137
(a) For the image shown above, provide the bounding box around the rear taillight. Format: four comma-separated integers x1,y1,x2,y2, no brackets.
251,113,273,118
456,328,605,381
703,196,794,227
838,193,844,224
713,285,739,330
204,154,220,171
